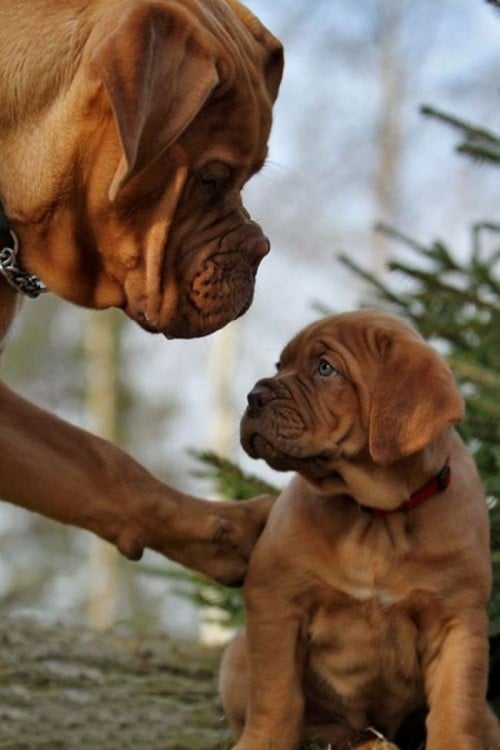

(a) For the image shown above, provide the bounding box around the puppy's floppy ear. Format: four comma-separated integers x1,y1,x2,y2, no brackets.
91,1,219,201
369,336,464,466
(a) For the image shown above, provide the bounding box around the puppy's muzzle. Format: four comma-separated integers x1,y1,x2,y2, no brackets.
246,378,277,416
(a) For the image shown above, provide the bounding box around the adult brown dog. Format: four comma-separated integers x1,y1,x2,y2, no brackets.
220,311,500,749
0,0,282,584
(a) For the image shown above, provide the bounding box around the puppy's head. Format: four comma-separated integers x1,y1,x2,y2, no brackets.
241,311,464,482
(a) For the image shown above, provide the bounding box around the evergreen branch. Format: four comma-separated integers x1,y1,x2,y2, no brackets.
448,359,500,389
457,142,500,164
138,563,245,624
472,223,500,260
387,262,495,309
337,253,406,306
375,224,460,271
472,221,500,236
189,449,280,499
465,396,500,421
374,222,433,256
420,105,500,146
312,301,333,316
408,319,492,346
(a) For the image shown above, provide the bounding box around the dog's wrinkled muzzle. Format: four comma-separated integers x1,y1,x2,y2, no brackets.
164,227,270,339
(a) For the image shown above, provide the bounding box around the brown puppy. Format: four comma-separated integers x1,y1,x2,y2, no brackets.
0,0,282,583
220,311,500,749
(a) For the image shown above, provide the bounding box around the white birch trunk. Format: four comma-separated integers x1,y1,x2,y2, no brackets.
84,311,121,630
200,321,240,645
372,0,405,276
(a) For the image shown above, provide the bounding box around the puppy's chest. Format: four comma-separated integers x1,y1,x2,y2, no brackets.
304,594,423,725
303,519,422,693
314,514,413,605
306,594,418,669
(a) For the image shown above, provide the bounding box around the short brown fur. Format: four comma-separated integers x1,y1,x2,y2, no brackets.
0,0,282,584
220,311,500,749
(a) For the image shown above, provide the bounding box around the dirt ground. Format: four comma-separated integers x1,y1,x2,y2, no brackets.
0,617,230,750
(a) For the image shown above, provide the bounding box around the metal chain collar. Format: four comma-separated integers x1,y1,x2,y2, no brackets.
0,230,47,298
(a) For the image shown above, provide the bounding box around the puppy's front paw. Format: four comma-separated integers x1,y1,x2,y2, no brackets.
231,740,285,750
353,737,400,750
231,721,300,750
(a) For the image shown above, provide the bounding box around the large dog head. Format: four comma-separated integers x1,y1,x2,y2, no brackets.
241,311,464,487
4,0,282,339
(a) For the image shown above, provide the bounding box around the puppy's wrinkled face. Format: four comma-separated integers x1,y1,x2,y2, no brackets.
241,314,372,479
241,311,463,480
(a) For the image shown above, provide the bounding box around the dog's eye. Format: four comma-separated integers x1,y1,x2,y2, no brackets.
318,359,337,377
199,162,233,191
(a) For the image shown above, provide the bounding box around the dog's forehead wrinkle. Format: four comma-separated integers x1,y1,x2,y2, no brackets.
299,311,423,354
193,149,245,171
187,117,267,181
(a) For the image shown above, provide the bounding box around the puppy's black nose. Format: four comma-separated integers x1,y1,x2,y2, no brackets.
247,379,275,411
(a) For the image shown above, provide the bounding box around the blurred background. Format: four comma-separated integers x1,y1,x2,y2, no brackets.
1,0,499,640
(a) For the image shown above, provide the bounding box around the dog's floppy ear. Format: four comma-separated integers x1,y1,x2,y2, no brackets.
91,2,219,201
232,3,283,104
369,336,464,466
250,20,283,104
263,43,284,104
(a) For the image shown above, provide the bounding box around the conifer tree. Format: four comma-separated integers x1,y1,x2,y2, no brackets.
337,104,500,632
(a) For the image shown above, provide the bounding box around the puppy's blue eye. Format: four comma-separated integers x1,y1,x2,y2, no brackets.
318,359,337,377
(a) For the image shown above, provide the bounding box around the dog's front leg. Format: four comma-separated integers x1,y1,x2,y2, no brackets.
233,577,305,750
421,609,491,750
0,382,273,584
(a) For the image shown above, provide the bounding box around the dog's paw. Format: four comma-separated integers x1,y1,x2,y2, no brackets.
208,494,276,585
167,494,275,586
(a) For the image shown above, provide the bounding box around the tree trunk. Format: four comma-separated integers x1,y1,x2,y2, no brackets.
372,0,405,275
84,311,123,630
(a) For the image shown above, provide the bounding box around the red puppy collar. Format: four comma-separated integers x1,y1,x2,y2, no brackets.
372,456,451,517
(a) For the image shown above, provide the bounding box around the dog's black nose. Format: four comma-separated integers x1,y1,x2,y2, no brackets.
247,379,275,411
